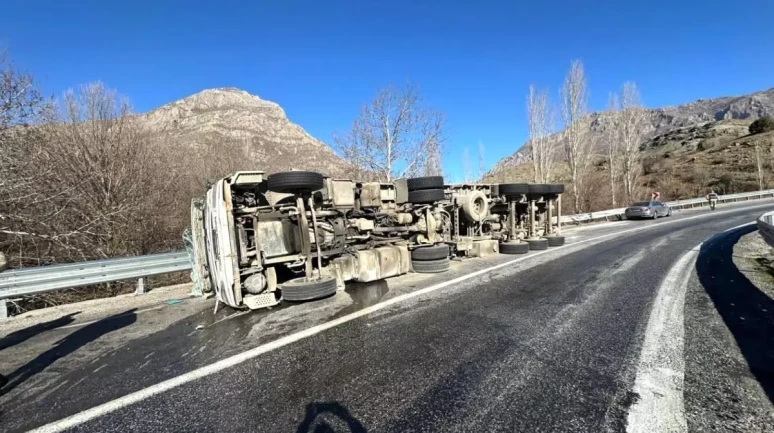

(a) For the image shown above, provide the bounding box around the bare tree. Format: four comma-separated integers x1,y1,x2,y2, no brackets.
477,140,485,180
424,135,443,176
527,85,555,183
39,82,165,259
754,141,765,190
334,83,445,182
0,51,46,128
0,52,53,265
560,60,591,213
618,82,649,204
604,92,622,207
462,147,473,183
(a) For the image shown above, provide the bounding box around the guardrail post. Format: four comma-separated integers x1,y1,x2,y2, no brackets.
135,277,145,295
0,299,7,319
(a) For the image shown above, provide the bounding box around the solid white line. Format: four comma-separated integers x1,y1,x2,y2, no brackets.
625,245,695,433
29,208,770,433
625,221,756,433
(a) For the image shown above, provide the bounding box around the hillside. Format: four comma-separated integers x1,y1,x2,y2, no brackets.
488,87,774,175
140,88,351,176
486,118,774,210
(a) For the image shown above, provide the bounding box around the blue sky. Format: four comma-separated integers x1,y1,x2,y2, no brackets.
2,0,773,181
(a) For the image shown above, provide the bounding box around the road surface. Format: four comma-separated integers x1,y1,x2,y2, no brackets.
1,201,773,432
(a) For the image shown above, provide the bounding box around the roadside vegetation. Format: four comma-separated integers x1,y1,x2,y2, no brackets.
485,60,774,214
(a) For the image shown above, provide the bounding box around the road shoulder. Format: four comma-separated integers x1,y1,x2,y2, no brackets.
683,227,774,432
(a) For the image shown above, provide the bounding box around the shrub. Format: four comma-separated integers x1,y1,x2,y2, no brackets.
749,117,774,135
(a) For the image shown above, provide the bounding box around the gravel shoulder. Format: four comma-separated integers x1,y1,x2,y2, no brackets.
683,227,774,433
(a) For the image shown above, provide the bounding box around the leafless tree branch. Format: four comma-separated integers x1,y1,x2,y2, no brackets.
334,83,446,182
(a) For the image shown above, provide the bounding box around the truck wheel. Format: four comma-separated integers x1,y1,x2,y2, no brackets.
412,257,450,273
407,176,444,191
546,184,565,194
526,238,549,250
546,236,565,247
280,276,337,301
267,171,324,193
461,191,489,222
411,244,449,261
528,184,551,195
499,183,530,197
408,188,445,204
500,241,529,254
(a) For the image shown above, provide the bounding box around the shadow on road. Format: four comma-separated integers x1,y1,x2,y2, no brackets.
696,225,774,403
0,312,81,351
0,309,137,397
296,402,368,433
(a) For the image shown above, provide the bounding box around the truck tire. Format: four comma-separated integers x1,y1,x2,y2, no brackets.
546,184,565,194
526,238,549,250
500,241,529,254
546,236,565,247
407,176,444,191
528,184,551,195
461,190,489,222
280,276,337,301
412,257,450,273
499,183,530,197
411,244,449,261
408,188,445,204
267,171,324,193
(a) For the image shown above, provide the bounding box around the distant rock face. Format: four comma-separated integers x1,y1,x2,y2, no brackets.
139,88,351,175
488,87,774,176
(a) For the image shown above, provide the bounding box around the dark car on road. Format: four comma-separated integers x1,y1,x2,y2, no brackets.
624,201,672,219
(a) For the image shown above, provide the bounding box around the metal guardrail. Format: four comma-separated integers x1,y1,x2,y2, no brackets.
0,252,191,318
561,189,774,224
757,210,774,248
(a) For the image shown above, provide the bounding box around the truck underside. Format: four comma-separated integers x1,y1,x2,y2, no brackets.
191,171,565,311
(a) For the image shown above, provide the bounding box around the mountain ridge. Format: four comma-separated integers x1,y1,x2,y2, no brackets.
488,86,774,176
139,87,351,176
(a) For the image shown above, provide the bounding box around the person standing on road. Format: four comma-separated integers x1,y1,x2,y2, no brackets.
707,190,719,210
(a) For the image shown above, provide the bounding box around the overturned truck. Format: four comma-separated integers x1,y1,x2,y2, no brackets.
190,170,565,311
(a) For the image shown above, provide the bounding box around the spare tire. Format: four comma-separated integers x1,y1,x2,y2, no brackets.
499,183,530,197
267,171,324,193
408,188,445,204
407,176,444,191
461,191,489,222
280,276,337,301
411,244,449,261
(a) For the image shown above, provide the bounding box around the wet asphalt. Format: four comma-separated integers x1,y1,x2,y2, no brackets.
1,203,773,432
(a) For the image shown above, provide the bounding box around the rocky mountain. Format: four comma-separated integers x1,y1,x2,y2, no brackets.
488,87,774,176
140,88,351,175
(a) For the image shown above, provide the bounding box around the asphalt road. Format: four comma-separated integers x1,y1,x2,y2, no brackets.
1,202,773,432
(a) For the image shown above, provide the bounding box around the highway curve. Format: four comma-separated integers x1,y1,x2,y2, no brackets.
1,201,773,433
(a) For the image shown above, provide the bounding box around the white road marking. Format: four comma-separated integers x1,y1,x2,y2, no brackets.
626,222,756,433
30,208,770,433
626,245,695,433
